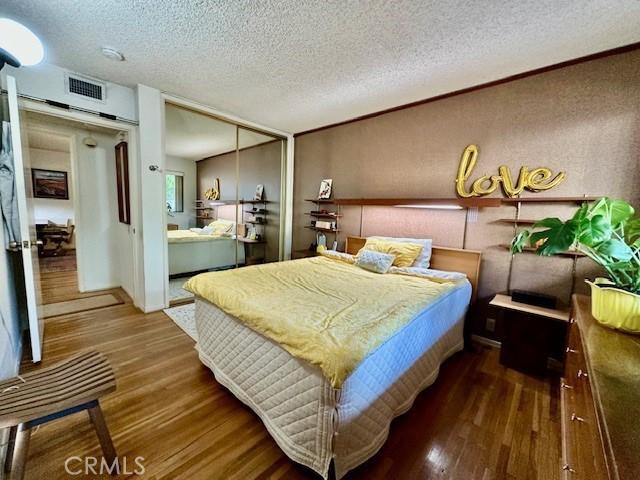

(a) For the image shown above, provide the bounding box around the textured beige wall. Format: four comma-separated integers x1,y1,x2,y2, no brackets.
293,50,640,334
197,141,283,262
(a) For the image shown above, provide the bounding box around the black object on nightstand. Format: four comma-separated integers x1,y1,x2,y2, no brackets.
489,293,570,375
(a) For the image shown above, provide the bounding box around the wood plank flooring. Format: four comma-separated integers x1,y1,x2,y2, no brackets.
18,271,561,479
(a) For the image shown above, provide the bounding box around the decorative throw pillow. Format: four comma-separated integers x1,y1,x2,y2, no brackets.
368,236,433,268
354,249,396,274
362,238,423,268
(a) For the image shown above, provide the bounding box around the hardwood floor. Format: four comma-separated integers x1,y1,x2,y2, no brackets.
20,281,561,479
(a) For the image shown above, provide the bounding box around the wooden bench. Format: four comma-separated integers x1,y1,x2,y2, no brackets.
0,351,117,480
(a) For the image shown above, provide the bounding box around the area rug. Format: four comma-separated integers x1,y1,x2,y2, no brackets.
42,293,123,318
164,303,198,341
168,277,194,302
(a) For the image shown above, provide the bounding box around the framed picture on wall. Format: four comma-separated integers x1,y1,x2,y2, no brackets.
318,179,332,199
115,141,131,224
31,169,69,200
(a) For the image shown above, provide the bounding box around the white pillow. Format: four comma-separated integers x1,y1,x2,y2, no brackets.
354,249,395,274
369,236,432,268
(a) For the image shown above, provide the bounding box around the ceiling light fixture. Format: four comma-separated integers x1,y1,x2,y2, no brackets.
0,18,44,70
101,47,125,62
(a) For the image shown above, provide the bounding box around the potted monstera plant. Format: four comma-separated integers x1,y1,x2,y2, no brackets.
511,197,640,333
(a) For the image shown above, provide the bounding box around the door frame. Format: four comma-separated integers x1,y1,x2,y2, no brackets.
159,93,295,308
17,99,144,310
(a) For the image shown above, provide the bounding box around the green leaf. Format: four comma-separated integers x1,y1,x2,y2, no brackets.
578,215,611,246
532,217,563,229
510,230,531,254
530,219,579,256
597,239,634,261
572,203,588,223
609,200,635,227
625,218,640,244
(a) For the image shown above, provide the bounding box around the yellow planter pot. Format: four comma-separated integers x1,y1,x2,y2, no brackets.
586,279,640,334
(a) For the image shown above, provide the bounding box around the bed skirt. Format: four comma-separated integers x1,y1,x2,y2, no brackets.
194,281,469,478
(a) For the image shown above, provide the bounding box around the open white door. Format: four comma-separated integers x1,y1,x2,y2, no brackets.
6,75,44,362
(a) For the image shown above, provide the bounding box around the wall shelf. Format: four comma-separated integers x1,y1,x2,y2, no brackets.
305,199,335,204
500,244,585,258
501,196,600,204
305,212,342,218
496,218,540,225
332,197,502,207
305,226,340,233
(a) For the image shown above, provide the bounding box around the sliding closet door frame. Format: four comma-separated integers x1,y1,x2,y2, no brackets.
161,93,294,262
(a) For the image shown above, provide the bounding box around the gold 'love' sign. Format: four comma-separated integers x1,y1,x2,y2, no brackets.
455,145,566,198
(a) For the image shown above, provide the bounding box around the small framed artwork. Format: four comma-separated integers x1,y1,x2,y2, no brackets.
31,169,69,200
254,184,264,201
318,179,332,199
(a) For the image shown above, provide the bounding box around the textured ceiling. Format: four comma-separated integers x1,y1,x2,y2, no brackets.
3,1,640,133
165,104,276,160
26,129,69,153
25,111,120,152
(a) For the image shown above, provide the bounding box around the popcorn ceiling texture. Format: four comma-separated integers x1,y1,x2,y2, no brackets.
3,1,640,132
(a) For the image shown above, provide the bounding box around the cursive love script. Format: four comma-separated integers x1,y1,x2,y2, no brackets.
455,145,566,198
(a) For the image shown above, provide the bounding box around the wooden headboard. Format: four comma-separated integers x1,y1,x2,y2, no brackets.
345,236,481,302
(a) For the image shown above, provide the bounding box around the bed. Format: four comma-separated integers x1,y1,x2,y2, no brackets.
167,222,245,275
185,236,481,478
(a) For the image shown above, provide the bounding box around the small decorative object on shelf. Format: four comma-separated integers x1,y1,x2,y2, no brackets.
318,179,333,199
204,178,220,200
254,184,264,201
511,197,640,333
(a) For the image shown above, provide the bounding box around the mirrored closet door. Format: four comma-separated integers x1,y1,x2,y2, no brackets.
164,103,286,305
237,126,285,265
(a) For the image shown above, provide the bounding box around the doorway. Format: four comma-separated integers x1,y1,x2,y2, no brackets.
24,112,135,308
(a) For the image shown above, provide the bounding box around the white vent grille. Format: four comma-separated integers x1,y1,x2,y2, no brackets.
65,74,105,102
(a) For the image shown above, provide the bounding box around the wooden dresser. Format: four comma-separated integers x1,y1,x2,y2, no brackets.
562,295,640,479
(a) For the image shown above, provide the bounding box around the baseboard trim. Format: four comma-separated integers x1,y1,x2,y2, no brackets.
471,334,501,349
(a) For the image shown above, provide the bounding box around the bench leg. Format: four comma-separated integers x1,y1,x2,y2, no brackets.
87,403,117,469
4,426,17,473
9,424,31,480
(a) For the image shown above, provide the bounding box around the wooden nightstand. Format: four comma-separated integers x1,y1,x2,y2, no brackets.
489,293,570,375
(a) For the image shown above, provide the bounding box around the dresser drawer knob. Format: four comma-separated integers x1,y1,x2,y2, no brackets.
565,347,578,354
570,413,585,423
562,464,576,473
577,369,588,378
569,317,576,324
561,382,573,390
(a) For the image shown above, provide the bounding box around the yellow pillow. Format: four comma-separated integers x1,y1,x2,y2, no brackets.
362,238,423,268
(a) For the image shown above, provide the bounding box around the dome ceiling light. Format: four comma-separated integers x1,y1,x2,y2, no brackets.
0,18,44,70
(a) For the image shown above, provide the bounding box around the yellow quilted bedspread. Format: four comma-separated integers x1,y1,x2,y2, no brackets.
184,256,457,387
167,230,227,243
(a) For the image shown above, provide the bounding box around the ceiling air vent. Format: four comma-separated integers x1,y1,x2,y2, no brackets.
65,74,106,102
